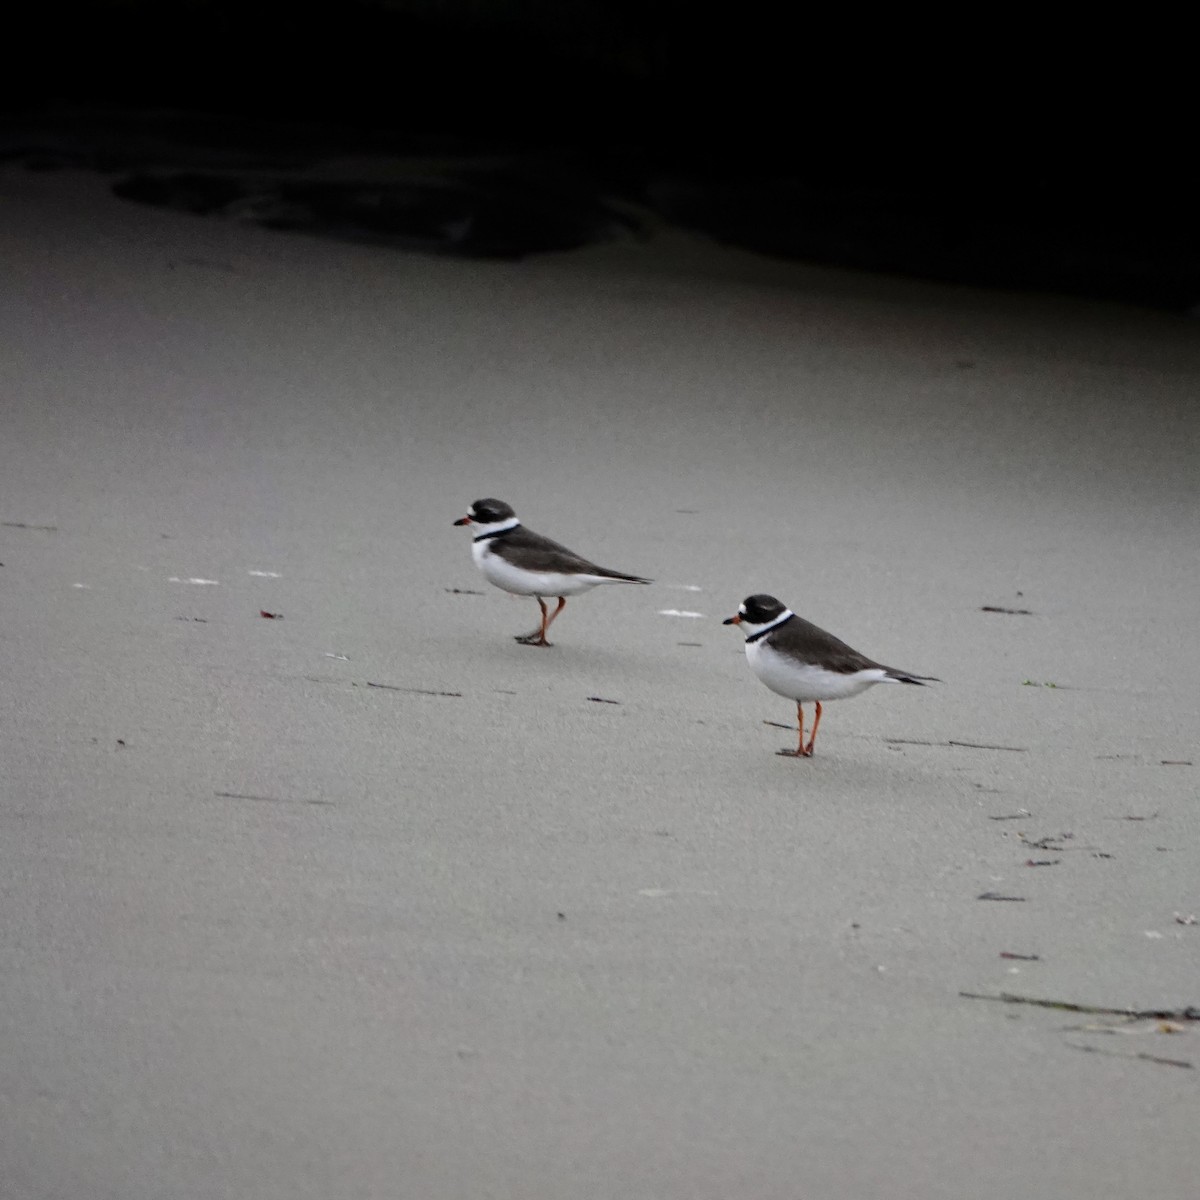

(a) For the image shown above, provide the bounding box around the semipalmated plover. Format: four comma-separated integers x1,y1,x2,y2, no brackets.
723,594,937,757
454,499,651,646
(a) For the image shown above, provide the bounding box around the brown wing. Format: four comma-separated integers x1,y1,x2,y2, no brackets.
781,615,936,681
776,615,885,674
494,526,649,582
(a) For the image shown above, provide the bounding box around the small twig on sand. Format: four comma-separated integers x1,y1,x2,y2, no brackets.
1065,1043,1193,1069
1018,833,1072,851
214,791,334,807
880,737,1027,751
366,682,463,697
960,992,1200,1021
948,740,1028,752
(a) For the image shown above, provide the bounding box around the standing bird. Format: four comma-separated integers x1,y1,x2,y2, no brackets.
454,498,651,646
723,594,937,757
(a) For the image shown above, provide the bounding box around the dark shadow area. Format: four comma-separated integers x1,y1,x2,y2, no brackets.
4,1,1194,308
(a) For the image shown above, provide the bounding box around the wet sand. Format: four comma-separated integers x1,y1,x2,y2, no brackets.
2,167,1198,1199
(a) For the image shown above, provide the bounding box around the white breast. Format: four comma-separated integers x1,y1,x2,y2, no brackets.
746,639,891,702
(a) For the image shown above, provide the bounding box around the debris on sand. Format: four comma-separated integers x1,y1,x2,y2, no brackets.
365,681,463,697
213,791,334,807
960,992,1200,1021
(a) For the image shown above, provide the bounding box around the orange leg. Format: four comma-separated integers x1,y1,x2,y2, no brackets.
515,596,562,647
777,701,811,758
543,596,567,631
805,701,823,756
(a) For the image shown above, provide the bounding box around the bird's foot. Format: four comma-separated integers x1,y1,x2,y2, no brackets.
776,747,814,758
515,633,553,647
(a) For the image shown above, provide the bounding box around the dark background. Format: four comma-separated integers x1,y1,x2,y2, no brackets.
7,1,1195,309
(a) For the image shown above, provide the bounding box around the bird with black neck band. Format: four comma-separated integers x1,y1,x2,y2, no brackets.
724,593,937,758
454,498,651,646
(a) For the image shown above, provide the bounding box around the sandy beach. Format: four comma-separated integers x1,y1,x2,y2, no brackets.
2,164,1197,1199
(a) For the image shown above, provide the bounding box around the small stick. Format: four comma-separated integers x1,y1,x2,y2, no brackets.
214,792,334,807
960,992,1200,1021
1066,1044,1192,1069
949,740,1028,752
366,682,463,697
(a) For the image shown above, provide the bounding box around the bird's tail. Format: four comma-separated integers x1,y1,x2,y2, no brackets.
886,670,939,686
594,570,652,584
